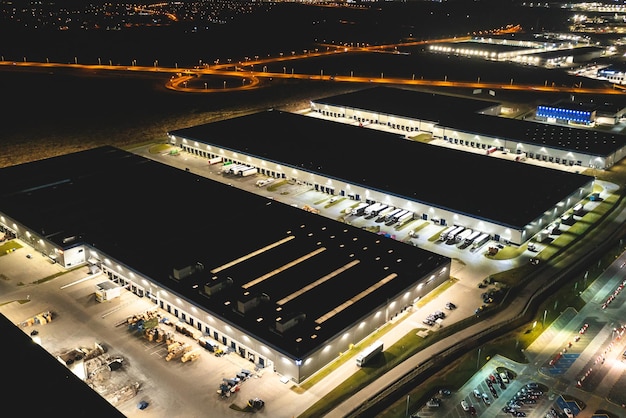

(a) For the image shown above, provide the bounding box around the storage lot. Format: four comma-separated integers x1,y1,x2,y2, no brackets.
0,247,287,417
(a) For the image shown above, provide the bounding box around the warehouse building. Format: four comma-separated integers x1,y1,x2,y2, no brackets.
167,109,593,246
310,86,626,170
0,146,451,384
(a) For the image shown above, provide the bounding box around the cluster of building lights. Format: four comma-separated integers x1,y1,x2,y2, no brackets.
429,45,497,58
536,106,592,124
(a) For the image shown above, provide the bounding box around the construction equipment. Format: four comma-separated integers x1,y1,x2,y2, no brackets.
20,310,52,327
181,349,201,363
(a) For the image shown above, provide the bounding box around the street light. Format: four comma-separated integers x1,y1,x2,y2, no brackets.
477,347,482,370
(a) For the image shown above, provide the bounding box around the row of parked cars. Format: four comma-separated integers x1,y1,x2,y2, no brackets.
502,382,544,417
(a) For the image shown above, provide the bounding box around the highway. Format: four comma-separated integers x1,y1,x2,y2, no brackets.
2,33,624,96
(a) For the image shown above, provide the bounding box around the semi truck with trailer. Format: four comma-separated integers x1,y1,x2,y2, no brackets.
356,341,384,367
351,202,370,216
472,233,491,249
241,167,258,177
222,164,245,174
386,209,408,225
371,204,389,217
446,226,465,242
363,202,386,218
376,206,396,222
455,228,474,243
396,211,414,225
383,208,403,222
464,230,482,246
438,226,456,242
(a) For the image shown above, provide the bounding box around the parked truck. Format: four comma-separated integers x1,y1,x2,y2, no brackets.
385,209,407,226
472,232,491,249
371,204,389,217
438,226,456,242
356,340,384,367
240,167,257,177
351,202,370,216
455,228,474,243
383,208,403,222
363,202,386,218
375,206,396,222
208,156,222,165
396,211,414,226
446,226,465,242
464,230,482,246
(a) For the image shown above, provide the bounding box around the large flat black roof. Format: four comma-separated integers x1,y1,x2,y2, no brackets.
169,110,592,229
0,146,449,358
312,86,498,123
315,86,626,157
439,113,626,157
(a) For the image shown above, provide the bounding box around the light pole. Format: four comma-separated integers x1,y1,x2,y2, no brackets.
405,394,410,418
542,309,547,327
477,347,482,370
98,57,101,65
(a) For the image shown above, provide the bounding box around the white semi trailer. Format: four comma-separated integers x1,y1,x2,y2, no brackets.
438,226,455,241
472,233,491,249
464,230,482,245
355,341,384,367
455,228,474,243
446,226,465,242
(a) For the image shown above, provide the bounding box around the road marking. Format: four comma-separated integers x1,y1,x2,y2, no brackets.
60,271,102,289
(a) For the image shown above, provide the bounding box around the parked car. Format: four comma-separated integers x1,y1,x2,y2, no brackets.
426,398,440,408
445,302,457,310
481,393,491,405
461,400,470,411
473,389,481,399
